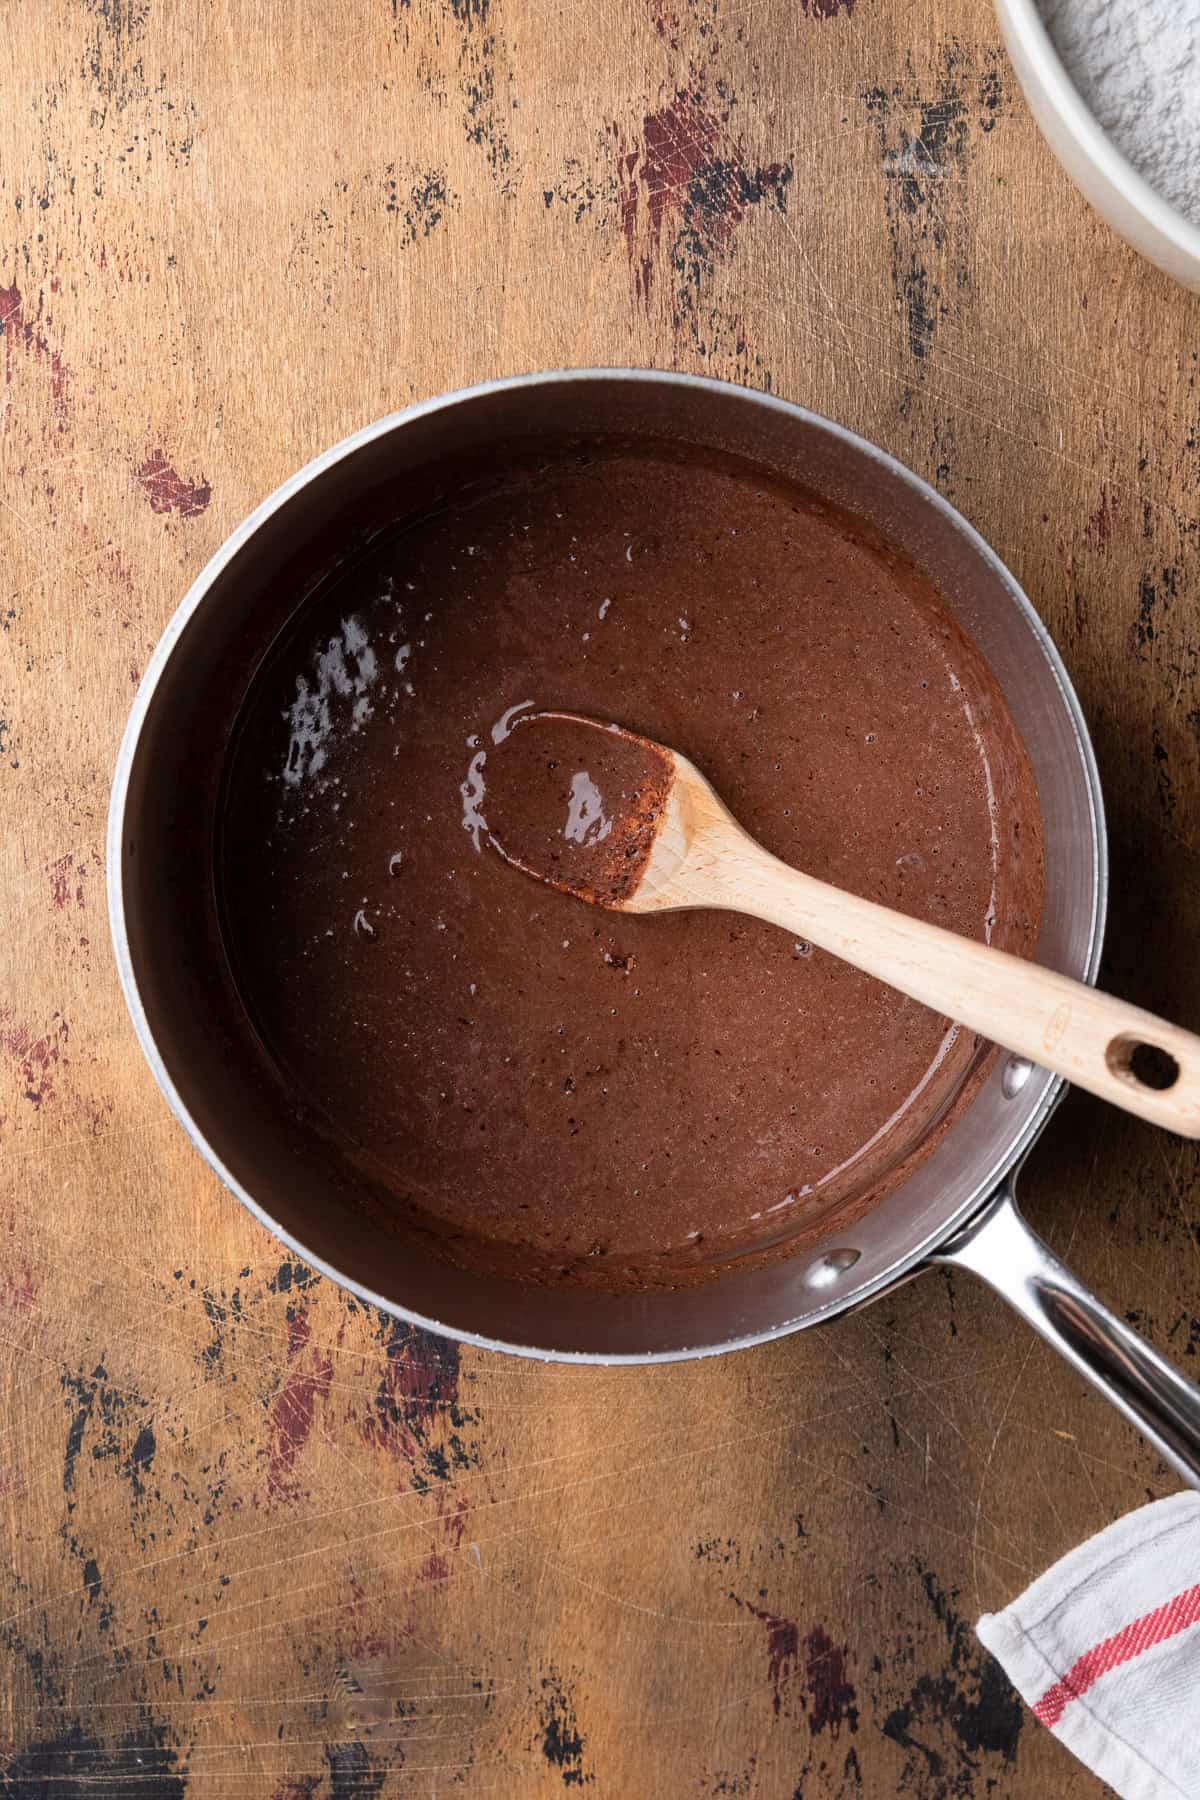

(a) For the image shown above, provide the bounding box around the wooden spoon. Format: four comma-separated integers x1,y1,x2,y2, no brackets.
483,709,1200,1137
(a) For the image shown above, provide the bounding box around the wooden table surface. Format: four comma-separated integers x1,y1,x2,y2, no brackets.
2,2,1198,1794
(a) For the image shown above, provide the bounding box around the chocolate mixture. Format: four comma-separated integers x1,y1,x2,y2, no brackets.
482,711,674,907
220,441,1043,1290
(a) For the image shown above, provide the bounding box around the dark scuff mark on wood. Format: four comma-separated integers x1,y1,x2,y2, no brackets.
741,1603,798,1716
362,1316,481,1492
695,1534,741,1565
46,847,100,912
80,0,151,111
1166,1311,1200,1357
734,1596,857,1732
538,1671,591,1786
978,66,1003,130
266,1304,334,1501
460,34,516,190
289,167,458,295
800,0,855,15
269,1256,321,1295
387,4,515,191
127,1421,156,1496
803,1623,859,1737
1086,483,1118,552
136,449,212,518
430,7,518,196
882,1567,1023,1792
193,1280,248,1378
0,1252,37,1315
543,155,618,227
0,1717,187,1799
0,1583,72,1710
0,1009,69,1109
708,1757,758,1794
931,418,956,495
864,46,1010,362
82,1553,102,1602
324,1739,391,1798
384,166,451,241
1131,564,1177,656
1151,727,1178,823
0,280,72,424
47,852,82,911
67,1529,115,1634
616,92,792,313
59,1359,154,1503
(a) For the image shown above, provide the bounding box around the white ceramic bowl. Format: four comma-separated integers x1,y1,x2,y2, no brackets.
996,0,1200,290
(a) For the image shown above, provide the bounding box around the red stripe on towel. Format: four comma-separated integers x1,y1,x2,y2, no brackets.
1033,1582,1200,1727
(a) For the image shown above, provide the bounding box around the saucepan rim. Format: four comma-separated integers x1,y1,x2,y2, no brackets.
107,368,1107,1363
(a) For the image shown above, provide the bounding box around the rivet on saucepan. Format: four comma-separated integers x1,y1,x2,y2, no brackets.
1001,1055,1034,1098
804,1247,862,1289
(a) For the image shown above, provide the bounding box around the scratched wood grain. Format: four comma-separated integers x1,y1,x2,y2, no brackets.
1,1,1198,1794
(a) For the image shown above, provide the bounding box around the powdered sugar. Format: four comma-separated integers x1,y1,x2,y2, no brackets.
1040,0,1200,229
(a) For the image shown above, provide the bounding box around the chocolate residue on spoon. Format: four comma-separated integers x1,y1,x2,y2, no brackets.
481,710,673,908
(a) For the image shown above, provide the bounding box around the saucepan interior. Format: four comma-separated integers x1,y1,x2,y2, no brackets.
108,371,1105,1360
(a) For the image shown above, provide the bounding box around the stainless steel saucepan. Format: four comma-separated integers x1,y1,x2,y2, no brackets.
107,370,1200,1484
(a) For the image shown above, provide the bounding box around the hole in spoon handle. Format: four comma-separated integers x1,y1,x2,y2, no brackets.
1106,1034,1181,1093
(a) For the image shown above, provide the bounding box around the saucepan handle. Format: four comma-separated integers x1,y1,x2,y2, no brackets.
933,1181,1200,1489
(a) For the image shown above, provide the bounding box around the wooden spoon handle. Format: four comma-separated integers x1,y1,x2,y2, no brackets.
716,841,1200,1137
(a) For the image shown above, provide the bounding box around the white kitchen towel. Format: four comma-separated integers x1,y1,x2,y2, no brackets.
978,1491,1200,1799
